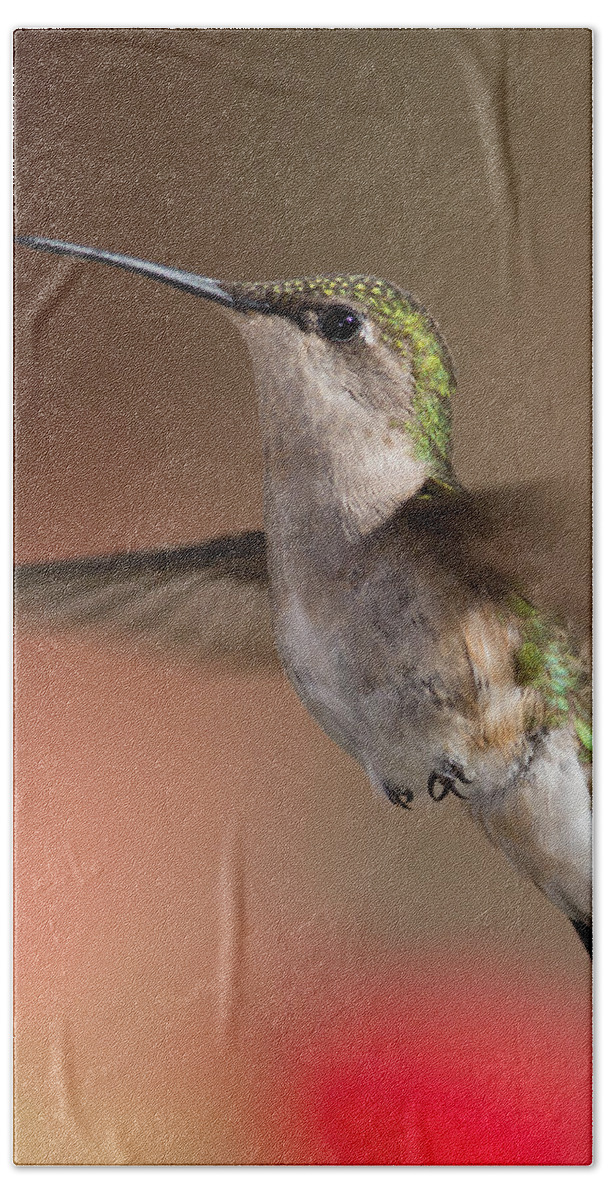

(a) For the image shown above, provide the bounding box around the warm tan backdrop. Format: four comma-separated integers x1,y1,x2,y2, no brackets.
14,29,591,1164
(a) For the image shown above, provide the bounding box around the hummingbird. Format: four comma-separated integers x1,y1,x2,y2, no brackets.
15,235,592,956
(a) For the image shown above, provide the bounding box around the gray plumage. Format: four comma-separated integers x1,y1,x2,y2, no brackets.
15,236,592,954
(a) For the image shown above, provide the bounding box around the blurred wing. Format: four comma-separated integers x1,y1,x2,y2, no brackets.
15,531,280,670
403,478,591,633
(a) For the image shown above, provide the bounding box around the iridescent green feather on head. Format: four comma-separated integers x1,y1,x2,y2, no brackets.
230,274,457,486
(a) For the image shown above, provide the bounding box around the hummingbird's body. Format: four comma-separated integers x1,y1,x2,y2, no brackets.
16,238,592,952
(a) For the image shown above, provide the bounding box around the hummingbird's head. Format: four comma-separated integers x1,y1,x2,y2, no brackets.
226,273,456,489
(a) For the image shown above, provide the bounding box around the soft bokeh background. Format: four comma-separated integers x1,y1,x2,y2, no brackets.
14,29,591,1164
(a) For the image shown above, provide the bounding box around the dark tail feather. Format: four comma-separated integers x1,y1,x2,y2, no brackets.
571,918,592,958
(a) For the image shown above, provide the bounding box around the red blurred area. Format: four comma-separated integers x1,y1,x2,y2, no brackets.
283,971,591,1165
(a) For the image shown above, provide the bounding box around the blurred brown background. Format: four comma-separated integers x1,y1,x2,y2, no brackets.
14,29,592,1164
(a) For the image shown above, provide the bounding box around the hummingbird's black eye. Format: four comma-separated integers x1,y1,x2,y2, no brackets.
317,305,362,343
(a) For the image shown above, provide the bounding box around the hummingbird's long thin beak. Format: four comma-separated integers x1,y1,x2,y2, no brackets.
16,235,249,310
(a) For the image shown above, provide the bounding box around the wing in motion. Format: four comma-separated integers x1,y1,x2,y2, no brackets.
401,478,591,634
15,531,280,671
